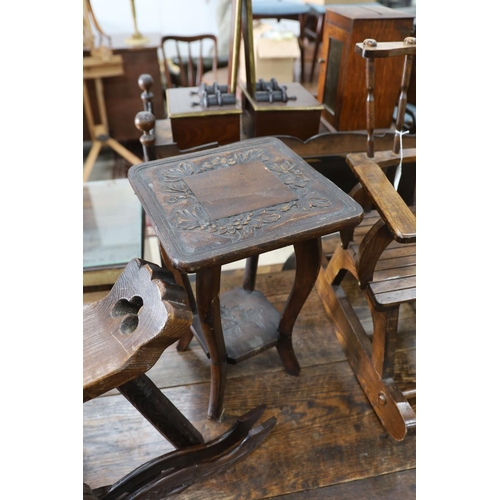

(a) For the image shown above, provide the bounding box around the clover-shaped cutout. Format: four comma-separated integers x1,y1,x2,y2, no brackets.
111,295,144,334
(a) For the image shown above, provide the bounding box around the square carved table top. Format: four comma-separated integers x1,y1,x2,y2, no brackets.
128,137,363,272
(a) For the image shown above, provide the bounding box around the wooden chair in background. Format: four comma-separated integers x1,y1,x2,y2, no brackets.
160,34,219,89
301,8,325,84
83,258,276,498
316,37,417,441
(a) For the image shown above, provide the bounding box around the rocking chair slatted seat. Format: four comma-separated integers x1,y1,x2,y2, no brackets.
316,37,416,441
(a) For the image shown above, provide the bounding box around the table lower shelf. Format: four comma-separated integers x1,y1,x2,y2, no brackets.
191,287,281,364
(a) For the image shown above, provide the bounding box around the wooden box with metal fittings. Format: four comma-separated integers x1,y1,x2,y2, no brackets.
240,79,324,140
166,83,242,150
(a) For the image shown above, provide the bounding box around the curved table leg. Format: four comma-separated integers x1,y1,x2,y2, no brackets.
277,237,322,375
196,266,228,420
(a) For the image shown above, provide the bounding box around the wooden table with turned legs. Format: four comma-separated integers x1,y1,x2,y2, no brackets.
128,137,363,420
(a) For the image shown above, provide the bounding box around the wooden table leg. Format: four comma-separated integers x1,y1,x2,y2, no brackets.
243,255,259,292
277,237,322,375
196,266,228,420
159,245,196,351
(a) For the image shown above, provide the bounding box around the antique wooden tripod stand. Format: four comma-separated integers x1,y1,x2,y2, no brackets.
83,0,142,182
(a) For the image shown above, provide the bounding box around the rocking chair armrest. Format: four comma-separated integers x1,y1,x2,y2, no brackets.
352,162,416,244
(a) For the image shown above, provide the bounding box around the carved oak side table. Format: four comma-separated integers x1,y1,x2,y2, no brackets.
128,137,363,420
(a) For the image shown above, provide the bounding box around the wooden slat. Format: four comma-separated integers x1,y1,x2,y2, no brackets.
351,245,416,271
352,163,416,243
344,203,416,312
375,257,416,273
347,149,416,170
370,276,416,295
378,243,416,259
279,132,416,159
369,287,416,308
83,54,124,79
373,265,416,282
355,40,417,59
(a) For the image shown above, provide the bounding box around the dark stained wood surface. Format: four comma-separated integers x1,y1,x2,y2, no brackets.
352,160,416,242
128,137,363,273
83,259,192,402
269,469,416,499
84,265,416,498
278,131,416,159
171,113,241,150
128,136,364,420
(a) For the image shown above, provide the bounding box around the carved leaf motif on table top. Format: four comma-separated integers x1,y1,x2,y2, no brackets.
157,148,331,242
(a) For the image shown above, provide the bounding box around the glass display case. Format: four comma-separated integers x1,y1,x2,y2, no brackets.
83,178,144,288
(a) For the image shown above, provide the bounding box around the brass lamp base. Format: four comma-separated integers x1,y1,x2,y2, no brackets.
125,32,149,46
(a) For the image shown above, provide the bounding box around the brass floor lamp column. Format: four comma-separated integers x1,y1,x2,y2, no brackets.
228,0,256,94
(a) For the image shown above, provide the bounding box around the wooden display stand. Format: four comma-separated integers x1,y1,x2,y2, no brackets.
167,87,242,150
128,137,363,420
316,5,414,131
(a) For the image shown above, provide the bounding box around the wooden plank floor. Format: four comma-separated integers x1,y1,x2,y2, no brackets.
83,253,416,499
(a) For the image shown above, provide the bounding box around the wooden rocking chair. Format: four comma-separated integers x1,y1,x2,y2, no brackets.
83,258,276,498
316,37,416,441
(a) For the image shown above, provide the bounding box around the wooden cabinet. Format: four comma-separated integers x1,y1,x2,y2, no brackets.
317,5,414,131
241,83,324,140
83,33,165,143
166,87,242,149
